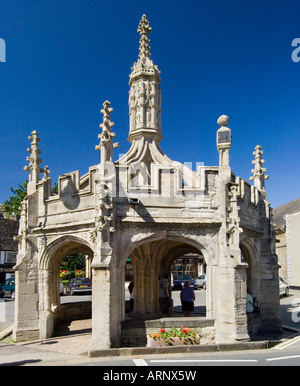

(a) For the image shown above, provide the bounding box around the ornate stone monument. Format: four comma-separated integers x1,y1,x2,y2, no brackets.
13,15,281,350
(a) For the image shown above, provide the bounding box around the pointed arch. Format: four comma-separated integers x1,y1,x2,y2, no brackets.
39,235,94,271
240,238,259,296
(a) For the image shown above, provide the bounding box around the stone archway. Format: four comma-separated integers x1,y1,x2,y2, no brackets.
240,238,259,297
124,235,212,318
240,238,262,336
115,234,217,347
38,236,94,339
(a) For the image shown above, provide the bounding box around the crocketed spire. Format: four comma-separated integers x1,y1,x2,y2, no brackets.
128,15,162,143
130,14,160,83
95,100,119,164
250,145,269,194
138,14,152,60
24,131,49,184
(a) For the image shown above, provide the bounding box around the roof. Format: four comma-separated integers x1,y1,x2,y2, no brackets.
0,218,19,252
273,198,300,230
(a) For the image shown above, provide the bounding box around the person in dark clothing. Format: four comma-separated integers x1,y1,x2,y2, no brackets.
180,281,195,317
128,280,134,311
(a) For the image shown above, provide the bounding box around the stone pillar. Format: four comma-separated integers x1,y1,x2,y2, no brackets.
90,262,123,350
135,269,146,314
215,265,249,343
90,265,112,350
260,272,282,333
85,256,92,279
144,269,158,314
205,264,214,319
257,236,282,334
38,268,55,340
13,259,40,342
216,115,231,172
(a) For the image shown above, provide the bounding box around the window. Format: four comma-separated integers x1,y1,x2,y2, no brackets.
4,252,17,264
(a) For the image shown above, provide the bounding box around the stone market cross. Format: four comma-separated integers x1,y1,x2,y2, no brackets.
13,15,281,350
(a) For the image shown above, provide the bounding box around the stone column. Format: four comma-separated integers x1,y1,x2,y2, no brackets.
90,255,124,350
135,269,146,314
38,268,54,340
216,115,231,173
85,256,92,279
215,264,249,343
205,264,214,319
144,269,158,314
13,259,40,342
90,265,112,350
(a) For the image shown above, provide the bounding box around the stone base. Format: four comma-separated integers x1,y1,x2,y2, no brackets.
121,316,215,347
89,340,272,358
13,329,39,342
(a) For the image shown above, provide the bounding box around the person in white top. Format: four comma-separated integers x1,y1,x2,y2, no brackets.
158,274,173,315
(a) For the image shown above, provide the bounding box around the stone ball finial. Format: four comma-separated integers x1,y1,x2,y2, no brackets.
217,115,230,127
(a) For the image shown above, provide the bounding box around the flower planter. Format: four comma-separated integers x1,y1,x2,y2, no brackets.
147,335,200,348
147,336,167,348
147,326,200,348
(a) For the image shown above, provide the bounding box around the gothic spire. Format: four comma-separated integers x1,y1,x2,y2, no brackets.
137,14,152,60
95,100,119,164
24,130,49,194
250,145,269,194
128,15,162,144
130,15,160,83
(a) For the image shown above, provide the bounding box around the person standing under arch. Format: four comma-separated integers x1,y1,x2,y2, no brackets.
158,274,173,316
128,280,134,311
180,281,195,317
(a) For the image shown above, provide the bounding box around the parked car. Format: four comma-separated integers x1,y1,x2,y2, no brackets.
0,286,4,299
172,275,198,290
0,278,15,300
279,277,289,296
195,274,206,290
66,278,92,295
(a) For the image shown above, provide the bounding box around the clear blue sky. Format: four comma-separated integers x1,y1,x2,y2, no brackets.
0,0,299,208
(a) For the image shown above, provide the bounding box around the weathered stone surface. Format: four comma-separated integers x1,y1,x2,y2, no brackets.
13,14,281,348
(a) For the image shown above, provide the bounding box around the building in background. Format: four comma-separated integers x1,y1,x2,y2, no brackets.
171,254,205,278
273,198,300,288
0,206,18,283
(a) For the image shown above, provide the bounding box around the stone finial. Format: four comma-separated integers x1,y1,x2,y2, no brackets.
137,14,152,60
216,115,231,169
101,100,114,129
130,15,160,81
42,165,50,180
217,115,230,127
250,145,269,193
95,101,119,164
24,130,49,194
